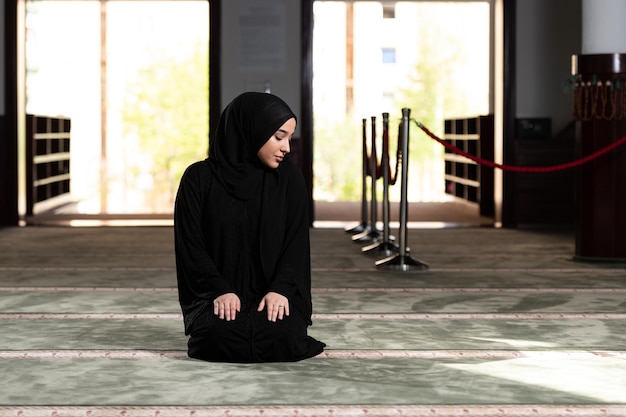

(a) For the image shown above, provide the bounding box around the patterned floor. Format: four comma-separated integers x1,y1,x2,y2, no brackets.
0,223,625,417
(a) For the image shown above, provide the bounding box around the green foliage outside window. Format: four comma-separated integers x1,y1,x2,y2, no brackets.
122,41,209,211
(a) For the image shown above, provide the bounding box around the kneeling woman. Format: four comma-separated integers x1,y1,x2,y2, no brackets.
174,92,326,362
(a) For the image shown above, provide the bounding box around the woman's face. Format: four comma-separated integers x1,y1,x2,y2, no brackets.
257,117,296,169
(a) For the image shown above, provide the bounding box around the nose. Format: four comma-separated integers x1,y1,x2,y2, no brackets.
281,141,290,155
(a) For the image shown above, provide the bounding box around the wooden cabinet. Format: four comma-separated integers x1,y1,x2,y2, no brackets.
26,115,72,215
512,125,576,227
444,115,494,217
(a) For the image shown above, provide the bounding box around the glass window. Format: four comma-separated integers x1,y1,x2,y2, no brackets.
313,1,490,202
25,1,209,214
382,48,396,64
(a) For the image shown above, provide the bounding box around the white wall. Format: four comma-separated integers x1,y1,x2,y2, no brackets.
516,0,582,134
220,0,301,127
582,0,626,54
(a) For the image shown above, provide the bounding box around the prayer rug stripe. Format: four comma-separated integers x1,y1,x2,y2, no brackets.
0,287,178,292
1,266,624,273
2,287,626,293
0,253,171,258
0,349,624,360
314,267,626,273
313,287,626,293
0,266,174,271
0,405,624,417
2,313,626,320
315,313,626,319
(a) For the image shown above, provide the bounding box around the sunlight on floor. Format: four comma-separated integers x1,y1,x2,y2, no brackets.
447,351,626,402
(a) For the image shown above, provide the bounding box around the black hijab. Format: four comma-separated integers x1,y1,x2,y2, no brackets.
208,92,297,201
208,92,299,280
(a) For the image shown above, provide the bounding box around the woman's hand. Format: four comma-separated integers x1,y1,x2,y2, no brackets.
257,292,289,322
213,293,241,321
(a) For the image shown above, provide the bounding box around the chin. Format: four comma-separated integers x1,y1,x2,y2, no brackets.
263,161,280,169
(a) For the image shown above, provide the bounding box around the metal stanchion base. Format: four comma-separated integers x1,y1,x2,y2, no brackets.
375,253,429,271
344,222,370,235
362,240,399,257
351,229,381,243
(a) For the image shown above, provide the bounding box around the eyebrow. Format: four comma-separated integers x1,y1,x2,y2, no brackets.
275,128,293,136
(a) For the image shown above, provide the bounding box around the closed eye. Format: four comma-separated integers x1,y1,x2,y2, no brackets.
274,134,291,142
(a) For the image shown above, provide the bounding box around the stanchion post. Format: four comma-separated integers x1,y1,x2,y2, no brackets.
345,118,370,234
376,108,428,271
363,112,398,256
352,116,381,242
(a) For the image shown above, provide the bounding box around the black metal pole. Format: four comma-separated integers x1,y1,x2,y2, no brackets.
345,118,370,234
363,112,398,256
376,108,428,271
352,116,381,243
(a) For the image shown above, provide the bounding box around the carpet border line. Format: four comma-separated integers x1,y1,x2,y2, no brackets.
0,405,624,417
2,313,626,320
0,349,624,360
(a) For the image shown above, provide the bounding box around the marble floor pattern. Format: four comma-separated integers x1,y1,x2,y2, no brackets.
0,223,625,417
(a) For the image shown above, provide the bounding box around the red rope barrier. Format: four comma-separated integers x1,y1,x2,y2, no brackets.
414,120,626,173
366,120,397,181
365,148,383,179
383,122,401,185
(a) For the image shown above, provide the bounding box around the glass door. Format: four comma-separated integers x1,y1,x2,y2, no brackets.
25,0,209,215
312,1,490,203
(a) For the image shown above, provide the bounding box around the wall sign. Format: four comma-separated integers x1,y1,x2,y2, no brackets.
238,3,287,73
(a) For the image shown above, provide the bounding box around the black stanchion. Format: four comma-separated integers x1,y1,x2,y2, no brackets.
376,108,428,271
345,118,370,234
363,112,398,257
352,116,382,243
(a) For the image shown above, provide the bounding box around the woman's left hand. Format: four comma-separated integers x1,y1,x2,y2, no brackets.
257,292,290,322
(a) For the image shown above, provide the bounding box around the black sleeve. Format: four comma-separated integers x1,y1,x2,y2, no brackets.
267,162,313,321
174,162,234,313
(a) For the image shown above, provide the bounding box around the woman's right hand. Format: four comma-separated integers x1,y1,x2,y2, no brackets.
213,293,241,321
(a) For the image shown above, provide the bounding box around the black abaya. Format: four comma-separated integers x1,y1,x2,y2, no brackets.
174,92,325,363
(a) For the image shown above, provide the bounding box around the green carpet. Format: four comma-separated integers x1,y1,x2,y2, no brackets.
0,225,625,416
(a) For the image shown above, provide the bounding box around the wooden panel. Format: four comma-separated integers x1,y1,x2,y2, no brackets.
574,53,626,260
513,123,576,226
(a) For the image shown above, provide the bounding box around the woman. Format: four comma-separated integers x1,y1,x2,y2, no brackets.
174,92,325,362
